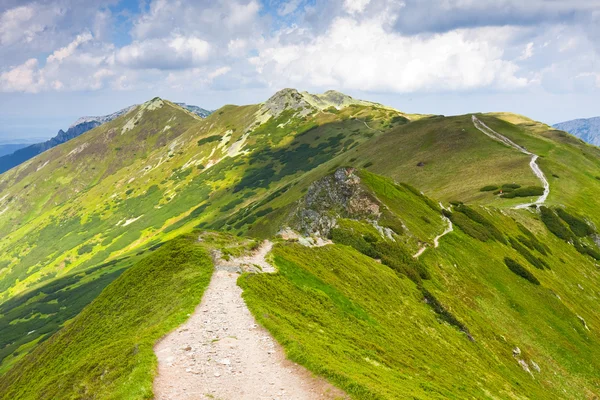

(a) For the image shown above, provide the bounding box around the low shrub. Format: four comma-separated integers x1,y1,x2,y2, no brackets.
455,204,505,243
480,185,498,192
540,206,573,242
574,240,600,261
516,223,550,255
502,183,521,190
363,161,373,168
556,208,595,237
197,135,221,146
421,288,473,340
504,257,540,285
500,186,544,198
77,243,94,255
509,237,548,270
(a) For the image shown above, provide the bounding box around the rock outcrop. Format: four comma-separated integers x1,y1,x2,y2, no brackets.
289,167,381,237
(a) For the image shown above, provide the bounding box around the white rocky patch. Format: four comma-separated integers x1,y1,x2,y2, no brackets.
163,125,171,132
67,143,89,157
227,132,251,157
169,138,181,153
122,216,142,226
36,160,49,171
146,98,164,111
217,130,233,150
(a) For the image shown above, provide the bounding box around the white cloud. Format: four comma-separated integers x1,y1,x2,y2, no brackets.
47,32,93,63
251,16,529,92
344,0,372,14
0,58,42,92
518,42,534,60
117,36,210,70
0,5,63,47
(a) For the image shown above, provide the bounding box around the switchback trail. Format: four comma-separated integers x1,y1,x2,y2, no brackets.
471,115,549,209
153,240,346,400
413,203,454,258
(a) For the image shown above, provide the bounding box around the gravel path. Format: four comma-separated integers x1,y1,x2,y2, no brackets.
153,241,346,400
413,203,454,258
472,115,550,208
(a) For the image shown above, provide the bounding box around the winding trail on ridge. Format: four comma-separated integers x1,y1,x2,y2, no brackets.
153,240,346,400
471,115,550,209
413,203,454,258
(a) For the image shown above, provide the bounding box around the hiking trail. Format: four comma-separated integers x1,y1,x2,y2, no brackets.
413,203,454,258
153,240,346,400
472,115,549,209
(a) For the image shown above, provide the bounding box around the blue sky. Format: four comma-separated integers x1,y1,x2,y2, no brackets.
1,0,599,140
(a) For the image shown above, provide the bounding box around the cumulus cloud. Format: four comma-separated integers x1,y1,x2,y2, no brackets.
343,0,371,14
117,36,211,70
0,31,115,93
251,17,529,92
0,0,598,98
0,58,42,92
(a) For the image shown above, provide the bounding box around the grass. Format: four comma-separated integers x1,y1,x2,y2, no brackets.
0,234,213,399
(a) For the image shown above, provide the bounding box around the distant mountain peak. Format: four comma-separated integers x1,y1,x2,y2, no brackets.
175,103,212,118
70,105,136,128
261,88,397,119
553,116,600,147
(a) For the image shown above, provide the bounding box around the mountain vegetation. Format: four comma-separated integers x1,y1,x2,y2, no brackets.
0,88,600,399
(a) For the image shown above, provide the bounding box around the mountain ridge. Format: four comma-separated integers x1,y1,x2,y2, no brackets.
1,88,600,399
0,101,211,176
553,116,600,146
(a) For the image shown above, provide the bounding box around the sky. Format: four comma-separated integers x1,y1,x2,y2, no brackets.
0,0,599,141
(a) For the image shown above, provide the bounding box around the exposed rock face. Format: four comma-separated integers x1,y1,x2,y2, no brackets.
175,103,212,118
259,88,398,121
261,88,315,118
290,167,381,236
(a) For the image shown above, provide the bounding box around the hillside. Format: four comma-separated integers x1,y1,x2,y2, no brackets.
0,103,210,175
1,89,600,398
554,116,600,147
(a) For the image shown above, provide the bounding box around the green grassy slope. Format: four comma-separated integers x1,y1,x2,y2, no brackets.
1,88,600,397
240,170,600,399
0,90,406,368
0,93,402,304
0,234,212,400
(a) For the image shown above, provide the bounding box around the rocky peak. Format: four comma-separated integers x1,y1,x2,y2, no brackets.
289,167,381,236
261,88,315,118
260,88,396,121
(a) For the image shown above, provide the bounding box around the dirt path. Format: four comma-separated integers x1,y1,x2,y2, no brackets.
153,241,346,400
413,204,454,258
471,115,550,209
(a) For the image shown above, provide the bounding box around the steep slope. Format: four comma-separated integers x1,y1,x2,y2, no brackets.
0,234,213,400
0,89,404,369
554,116,600,146
240,168,600,399
0,103,211,175
0,106,135,175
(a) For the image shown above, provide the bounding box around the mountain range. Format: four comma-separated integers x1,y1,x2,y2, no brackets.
0,103,211,175
0,89,599,399
553,116,600,147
